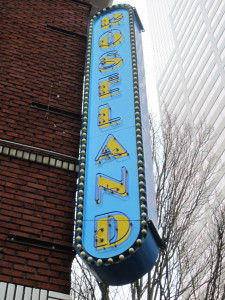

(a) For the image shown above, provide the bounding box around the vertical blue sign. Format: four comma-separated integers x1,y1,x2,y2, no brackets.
75,4,162,285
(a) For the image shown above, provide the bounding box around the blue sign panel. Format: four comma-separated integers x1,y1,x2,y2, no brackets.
75,4,161,286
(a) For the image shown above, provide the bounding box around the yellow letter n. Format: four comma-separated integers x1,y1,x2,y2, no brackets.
95,167,128,204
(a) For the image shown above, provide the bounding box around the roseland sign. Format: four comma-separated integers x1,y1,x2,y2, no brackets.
75,4,162,285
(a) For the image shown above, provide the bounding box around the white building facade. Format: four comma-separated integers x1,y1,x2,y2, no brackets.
147,0,224,297
148,0,224,206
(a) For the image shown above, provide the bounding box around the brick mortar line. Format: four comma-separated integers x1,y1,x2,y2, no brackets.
7,234,76,255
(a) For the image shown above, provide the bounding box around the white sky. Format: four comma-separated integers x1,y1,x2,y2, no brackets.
113,0,160,118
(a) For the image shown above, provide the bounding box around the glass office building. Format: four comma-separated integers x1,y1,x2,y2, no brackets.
148,0,224,204
147,0,224,296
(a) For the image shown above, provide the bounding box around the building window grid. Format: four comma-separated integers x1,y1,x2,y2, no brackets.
179,11,203,52
207,0,217,16
204,87,224,125
183,31,208,75
160,65,179,101
214,174,225,195
171,93,185,116
220,46,225,62
192,70,220,121
150,0,225,148
174,0,195,32
212,127,225,155
149,2,177,81
161,101,187,126
217,30,225,50
158,52,177,92
181,21,206,62
183,32,209,74
194,76,222,124
187,43,213,91
177,1,200,42
207,0,223,18
172,0,183,21
213,12,225,39
206,152,225,202
210,0,224,28
177,103,187,124
173,0,188,29
163,81,183,113
190,61,217,113
213,106,225,132
205,0,214,11
149,1,225,258
157,47,174,80
160,100,166,112
184,28,207,63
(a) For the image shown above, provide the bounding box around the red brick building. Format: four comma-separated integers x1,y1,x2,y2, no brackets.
0,0,111,299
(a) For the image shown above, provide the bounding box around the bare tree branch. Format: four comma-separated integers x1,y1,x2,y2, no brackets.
71,113,224,300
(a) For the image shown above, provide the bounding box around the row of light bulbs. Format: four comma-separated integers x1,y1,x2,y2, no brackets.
76,4,148,266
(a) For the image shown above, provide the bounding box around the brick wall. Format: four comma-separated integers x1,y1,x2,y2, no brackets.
0,0,90,294
0,0,90,156
0,155,76,293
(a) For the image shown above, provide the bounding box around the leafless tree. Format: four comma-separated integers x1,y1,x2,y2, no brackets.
71,257,99,300
71,256,132,300
71,113,224,300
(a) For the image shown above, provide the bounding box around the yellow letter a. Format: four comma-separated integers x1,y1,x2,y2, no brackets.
95,134,128,164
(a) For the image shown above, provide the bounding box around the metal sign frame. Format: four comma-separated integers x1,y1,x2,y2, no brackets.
75,4,161,285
